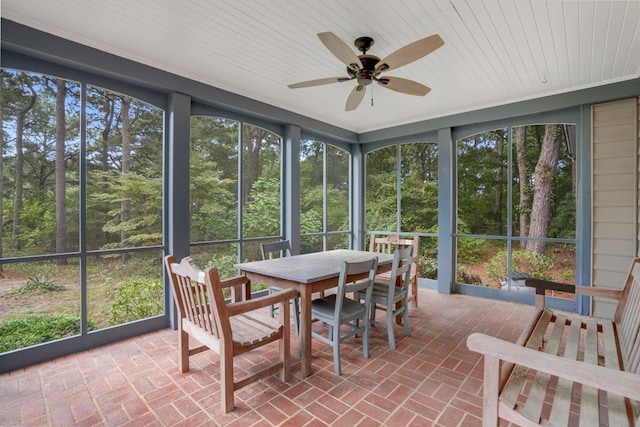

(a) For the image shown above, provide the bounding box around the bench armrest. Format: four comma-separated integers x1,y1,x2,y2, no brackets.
466,332,640,401
226,288,298,316
525,278,576,293
525,278,624,308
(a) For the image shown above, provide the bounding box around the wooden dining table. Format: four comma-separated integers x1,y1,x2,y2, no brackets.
235,249,395,377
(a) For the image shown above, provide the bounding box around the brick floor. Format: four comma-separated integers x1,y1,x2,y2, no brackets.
0,289,534,426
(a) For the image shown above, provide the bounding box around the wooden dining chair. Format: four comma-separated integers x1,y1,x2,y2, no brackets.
310,257,378,375
260,240,302,355
359,246,413,350
369,234,420,307
260,240,300,330
164,255,297,413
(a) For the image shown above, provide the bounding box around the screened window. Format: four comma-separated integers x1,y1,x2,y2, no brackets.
456,125,577,303
300,139,350,253
1,69,165,352
365,142,438,279
189,117,282,281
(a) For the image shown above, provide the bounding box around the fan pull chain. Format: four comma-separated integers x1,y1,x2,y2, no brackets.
371,83,374,106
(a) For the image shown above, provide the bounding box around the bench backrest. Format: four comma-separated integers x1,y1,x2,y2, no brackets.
616,257,640,376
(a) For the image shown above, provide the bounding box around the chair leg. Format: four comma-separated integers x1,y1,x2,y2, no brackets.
362,317,370,359
403,300,411,337
370,303,377,324
221,347,235,413
178,329,189,373
292,298,300,335
329,325,342,376
411,277,418,307
387,309,396,350
269,287,277,318
280,301,291,381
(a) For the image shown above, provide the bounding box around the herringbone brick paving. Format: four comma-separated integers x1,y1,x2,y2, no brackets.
1,289,534,426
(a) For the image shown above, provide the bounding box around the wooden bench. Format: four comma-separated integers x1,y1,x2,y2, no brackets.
467,257,640,426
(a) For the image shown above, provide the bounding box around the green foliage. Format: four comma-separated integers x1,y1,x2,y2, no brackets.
456,221,487,263
243,178,281,238
457,265,484,285
0,315,96,353
108,279,163,325
560,269,575,282
205,253,239,281
418,256,438,279
7,276,64,295
485,250,554,286
366,211,397,233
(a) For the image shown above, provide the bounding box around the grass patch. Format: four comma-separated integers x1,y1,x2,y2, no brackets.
6,276,64,295
0,315,96,353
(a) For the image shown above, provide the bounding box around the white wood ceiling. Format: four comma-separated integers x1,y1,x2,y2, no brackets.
3,0,640,133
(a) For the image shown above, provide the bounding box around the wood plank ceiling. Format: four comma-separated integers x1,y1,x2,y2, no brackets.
2,0,639,133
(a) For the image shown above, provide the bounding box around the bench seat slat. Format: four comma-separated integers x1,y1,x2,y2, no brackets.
579,318,600,426
549,319,582,426
602,320,632,427
500,310,553,409
521,314,568,423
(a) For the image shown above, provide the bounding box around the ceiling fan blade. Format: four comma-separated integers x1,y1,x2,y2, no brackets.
345,85,366,111
377,77,431,96
317,32,363,70
375,34,444,73
288,77,350,89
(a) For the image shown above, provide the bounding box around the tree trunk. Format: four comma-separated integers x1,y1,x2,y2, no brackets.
120,96,131,263
11,78,37,252
525,125,561,254
55,79,68,265
514,126,530,243
242,125,263,204
493,131,505,235
99,93,115,243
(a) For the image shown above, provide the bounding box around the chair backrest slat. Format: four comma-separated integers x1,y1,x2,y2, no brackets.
389,246,414,297
336,257,378,318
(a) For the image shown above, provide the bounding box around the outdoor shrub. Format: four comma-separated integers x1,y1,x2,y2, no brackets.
485,250,554,286
457,265,483,285
205,254,238,280
0,315,96,353
560,269,575,282
7,276,64,295
109,279,163,325
205,253,268,295
419,256,438,279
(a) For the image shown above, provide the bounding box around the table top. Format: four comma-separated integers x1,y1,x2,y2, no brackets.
235,249,394,284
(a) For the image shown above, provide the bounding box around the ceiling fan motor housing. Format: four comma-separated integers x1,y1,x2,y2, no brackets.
347,54,380,85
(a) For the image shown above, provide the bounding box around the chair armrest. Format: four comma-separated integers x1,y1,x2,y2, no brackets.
466,333,640,401
226,288,298,317
219,275,250,289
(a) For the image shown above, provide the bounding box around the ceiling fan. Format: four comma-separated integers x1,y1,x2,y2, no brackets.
288,32,444,111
